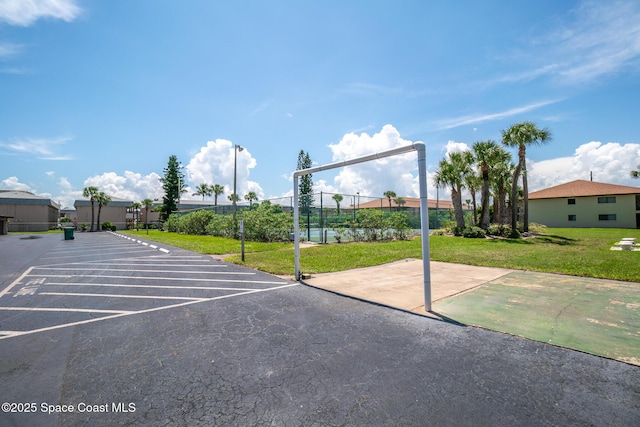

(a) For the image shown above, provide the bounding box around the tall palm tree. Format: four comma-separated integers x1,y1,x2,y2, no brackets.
244,191,258,209
394,196,406,211
464,173,481,226
631,165,640,179
228,193,240,203
489,151,515,226
501,121,551,233
383,190,396,212
332,194,343,214
473,140,511,229
142,198,154,234
130,202,141,231
434,151,474,228
82,186,99,232
192,183,211,200
212,184,224,206
95,192,111,231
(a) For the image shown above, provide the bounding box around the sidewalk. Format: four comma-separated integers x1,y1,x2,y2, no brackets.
302,259,640,365
302,259,513,317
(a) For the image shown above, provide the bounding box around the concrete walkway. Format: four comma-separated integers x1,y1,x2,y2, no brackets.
303,259,640,366
303,259,513,316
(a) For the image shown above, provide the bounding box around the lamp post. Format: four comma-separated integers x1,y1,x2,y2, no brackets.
233,144,244,236
177,163,184,233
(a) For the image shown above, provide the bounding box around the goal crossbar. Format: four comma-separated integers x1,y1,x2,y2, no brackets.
292,142,432,311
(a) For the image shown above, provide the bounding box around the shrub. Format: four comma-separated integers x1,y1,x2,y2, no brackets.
528,222,548,234
101,221,115,231
462,226,486,238
387,212,410,240
180,210,215,235
205,214,234,238
80,223,88,231
239,201,294,242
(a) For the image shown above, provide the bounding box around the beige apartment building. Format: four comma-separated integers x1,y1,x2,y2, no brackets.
74,197,134,230
0,190,60,233
529,180,640,229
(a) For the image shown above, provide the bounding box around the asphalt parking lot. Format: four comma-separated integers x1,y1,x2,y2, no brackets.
0,232,638,426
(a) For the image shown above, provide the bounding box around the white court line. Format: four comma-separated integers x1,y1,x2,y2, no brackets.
0,283,299,340
45,282,259,292
30,274,288,285
39,292,206,301
0,306,132,314
31,267,242,275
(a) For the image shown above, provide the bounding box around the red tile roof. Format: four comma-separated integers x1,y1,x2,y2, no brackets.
357,197,454,209
529,180,640,199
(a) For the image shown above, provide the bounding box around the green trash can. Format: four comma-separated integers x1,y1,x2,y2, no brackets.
63,227,75,240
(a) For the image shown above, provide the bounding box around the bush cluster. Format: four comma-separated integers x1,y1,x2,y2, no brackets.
334,210,412,242
101,221,116,231
163,201,294,242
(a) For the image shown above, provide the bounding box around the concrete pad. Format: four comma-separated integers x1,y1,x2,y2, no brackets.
302,259,513,317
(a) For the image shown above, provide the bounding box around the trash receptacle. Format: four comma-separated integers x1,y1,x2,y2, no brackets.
63,227,75,240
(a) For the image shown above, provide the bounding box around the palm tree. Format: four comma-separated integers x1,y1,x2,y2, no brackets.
244,191,258,209
473,140,511,229
383,190,396,212
192,183,211,200
228,193,240,203
434,151,474,228
394,196,406,211
212,184,224,206
95,192,111,231
332,194,343,214
501,121,551,233
631,165,640,179
489,151,515,226
464,173,481,226
130,202,141,231
142,198,154,234
82,186,99,232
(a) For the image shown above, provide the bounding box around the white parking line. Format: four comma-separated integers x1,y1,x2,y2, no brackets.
0,307,132,314
31,267,248,275
39,292,206,301
29,274,287,284
45,282,260,292
0,283,299,340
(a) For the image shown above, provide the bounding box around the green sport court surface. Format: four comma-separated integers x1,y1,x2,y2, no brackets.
433,271,639,366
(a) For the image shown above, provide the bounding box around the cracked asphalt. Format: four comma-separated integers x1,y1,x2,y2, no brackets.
1,233,638,426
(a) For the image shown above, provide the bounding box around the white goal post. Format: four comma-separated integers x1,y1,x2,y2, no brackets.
293,142,433,311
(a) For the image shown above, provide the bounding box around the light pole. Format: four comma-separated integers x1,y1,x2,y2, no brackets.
233,144,244,236
177,163,184,233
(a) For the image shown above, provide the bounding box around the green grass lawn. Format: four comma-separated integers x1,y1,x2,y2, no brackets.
120,228,640,282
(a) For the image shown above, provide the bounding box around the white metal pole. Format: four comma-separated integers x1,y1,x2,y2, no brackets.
414,142,432,311
293,175,301,280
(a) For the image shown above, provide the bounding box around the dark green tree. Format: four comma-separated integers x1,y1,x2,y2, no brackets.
159,155,185,221
297,150,314,211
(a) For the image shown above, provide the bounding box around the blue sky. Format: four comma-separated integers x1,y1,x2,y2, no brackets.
1,0,639,208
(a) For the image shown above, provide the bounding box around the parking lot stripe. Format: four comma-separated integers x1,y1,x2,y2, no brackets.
30,274,288,285
31,267,251,275
0,283,299,340
0,307,132,314
45,282,260,292
0,266,34,299
39,292,207,301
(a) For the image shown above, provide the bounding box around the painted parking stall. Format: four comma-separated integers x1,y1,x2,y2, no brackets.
0,232,295,339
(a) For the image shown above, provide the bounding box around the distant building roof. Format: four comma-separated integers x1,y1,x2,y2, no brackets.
0,190,59,208
74,197,133,207
357,197,455,210
529,180,640,199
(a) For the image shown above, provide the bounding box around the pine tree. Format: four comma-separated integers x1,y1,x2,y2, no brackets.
297,150,314,211
159,155,185,221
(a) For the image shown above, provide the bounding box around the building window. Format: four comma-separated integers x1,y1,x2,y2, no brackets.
567,198,576,205
597,196,616,204
568,215,576,221
636,195,640,210
598,214,617,221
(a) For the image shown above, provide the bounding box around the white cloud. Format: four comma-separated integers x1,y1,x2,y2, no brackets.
528,141,640,191
1,176,32,191
83,171,164,203
431,100,561,131
0,136,74,160
0,0,81,26
186,139,264,200
499,0,640,85
321,124,437,199
0,41,22,58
